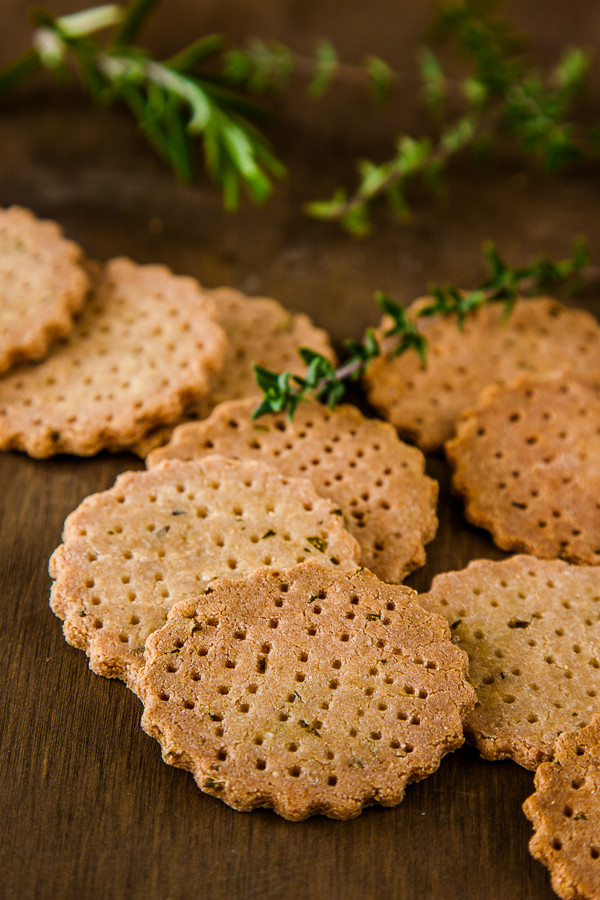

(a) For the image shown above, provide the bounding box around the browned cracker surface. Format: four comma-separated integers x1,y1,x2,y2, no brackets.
0,257,226,456
0,205,89,374
523,713,600,900
446,370,600,564
49,456,360,691
138,561,476,820
420,555,600,770
131,286,336,456
147,399,438,583
364,297,600,451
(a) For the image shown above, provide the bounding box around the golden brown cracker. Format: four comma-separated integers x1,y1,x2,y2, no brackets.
364,297,600,451
132,286,336,456
420,555,600,769
147,399,438,583
49,456,360,690
523,714,600,900
0,257,226,456
446,370,600,564
0,205,89,374
138,561,476,820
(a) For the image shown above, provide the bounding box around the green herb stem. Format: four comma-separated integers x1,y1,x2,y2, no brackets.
253,240,594,420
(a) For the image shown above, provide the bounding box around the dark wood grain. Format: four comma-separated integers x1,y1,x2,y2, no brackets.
1,3,599,897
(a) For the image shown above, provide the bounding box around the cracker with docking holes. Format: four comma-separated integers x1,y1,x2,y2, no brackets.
0,205,89,374
138,561,476,820
446,370,600,564
523,713,600,900
132,286,336,456
364,297,600,451
0,257,226,457
420,555,600,770
147,399,438,583
49,456,360,692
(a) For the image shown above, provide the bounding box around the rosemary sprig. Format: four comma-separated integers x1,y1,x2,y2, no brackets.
1,1,596,222
252,239,591,419
0,2,285,208
307,0,597,234
0,1,395,209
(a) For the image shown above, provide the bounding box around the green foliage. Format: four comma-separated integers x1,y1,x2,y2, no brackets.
0,3,289,206
308,0,597,233
253,239,590,419
1,0,596,222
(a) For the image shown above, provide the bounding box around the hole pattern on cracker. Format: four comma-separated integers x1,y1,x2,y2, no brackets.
364,297,600,451
523,714,600,900
147,399,438,583
139,563,475,820
420,555,600,770
49,456,360,690
446,372,600,565
0,258,226,456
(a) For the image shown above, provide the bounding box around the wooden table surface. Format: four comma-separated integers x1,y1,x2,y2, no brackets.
1,4,600,898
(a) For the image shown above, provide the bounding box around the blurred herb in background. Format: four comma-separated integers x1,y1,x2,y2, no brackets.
0,0,597,225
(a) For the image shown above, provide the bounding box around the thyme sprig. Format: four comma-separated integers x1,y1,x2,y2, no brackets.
307,0,597,234
252,239,591,419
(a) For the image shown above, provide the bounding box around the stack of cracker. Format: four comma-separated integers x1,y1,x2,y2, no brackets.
4,205,477,821
363,289,600,896
0,205,336,457
48,452,474,820
6,204,598,877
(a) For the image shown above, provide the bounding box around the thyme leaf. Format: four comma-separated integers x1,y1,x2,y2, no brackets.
252,239,592,419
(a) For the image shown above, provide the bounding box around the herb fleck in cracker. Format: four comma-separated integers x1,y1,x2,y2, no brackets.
420,555,600,769
49,456,360,692
147,399,438,583
138,562,475,820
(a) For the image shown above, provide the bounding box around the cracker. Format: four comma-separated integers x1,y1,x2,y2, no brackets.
49,456,360,691
523,713,600,900
364,297,600,451
147,399,438,583
0,257,227,456
0,205,89,374
420,555,600,770
138,561,476,820
446,370,600,564
132,286,336,456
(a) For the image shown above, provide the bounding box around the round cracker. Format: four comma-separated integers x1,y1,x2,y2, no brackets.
364,297,600,451
420,555,600,769
0,257,227,457
0,205,89,374
49,456,360,690
132,286,336,456
146,399,438,583
523,714,600,900
138,561,475,820
446,370,600,564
